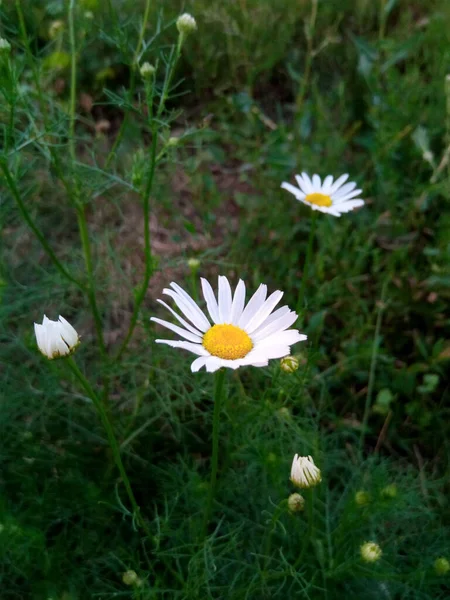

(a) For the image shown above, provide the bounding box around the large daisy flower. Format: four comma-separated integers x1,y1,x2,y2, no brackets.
151,276,307,373
281,172,364,217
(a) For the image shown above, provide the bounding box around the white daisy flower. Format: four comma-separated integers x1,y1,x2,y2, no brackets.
290,454,322,489
281,172,365,217
34,315,80,359
151,276,307,373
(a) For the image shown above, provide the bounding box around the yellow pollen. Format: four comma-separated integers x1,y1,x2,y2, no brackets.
203,324,253,360
305,192,332,207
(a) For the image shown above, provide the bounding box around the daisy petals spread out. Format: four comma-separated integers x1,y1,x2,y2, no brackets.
151,277,307,373
281,173,365,217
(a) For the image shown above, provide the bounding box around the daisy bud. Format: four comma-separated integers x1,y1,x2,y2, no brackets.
288,492,305,513
434,557,450,576
34,315,80,359
140,62,155,79
290,454,322,489
280,355,299,373
187,257,200,270
167,136,179,147
49,20,65,39
355,490,371,506
0,38,11,54
122,570,142,586
84,10,94,19
360,541,382,563
380,484,397,499
176,13,197,36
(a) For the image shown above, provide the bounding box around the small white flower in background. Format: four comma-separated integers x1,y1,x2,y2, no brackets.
281,172,364,217
360,541,382,563
290,454,322,489
280,355,299,373
176,13,197,35
288,492,305,513
0,37,11,54
34,315,79,359
151,276,307,373
140,62,155,79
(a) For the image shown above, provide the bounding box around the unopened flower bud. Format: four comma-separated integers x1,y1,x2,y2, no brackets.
187,257,200,270
34,315,80,359
140,62,155,79
288,493,305,513
360,541,382,563
176,13,197,36
84,11,94,19
0,38,11,54
280,355,299,373
434,557,450,575
381,484,397,499
49,20,65,39
167,136,179,147
122,570,141,586
355,490,371,506
290,454,321,489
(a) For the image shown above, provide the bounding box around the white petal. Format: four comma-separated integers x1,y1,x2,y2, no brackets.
298,172,314,193
151,317,203,343
218,275,232,322
156,299,203,336
244,290,283,334
237,283,267,329
201,278,220,324
155,339,209,356
328,173,349,194
42,315,53,326
191,356,209,372
170,283,211,331
256,330,307,348
334,199,365,214
53,333,70,357
163,289,210,332
312,174,322,190
333,189,363,204
281,181,305,199
34,323,46,354
204,357,224,372
332,181,356,199
248,345,292,361
251,305,290,336
230,279,246,324
58,316,78,347
321,175,334,194
252,310,298,342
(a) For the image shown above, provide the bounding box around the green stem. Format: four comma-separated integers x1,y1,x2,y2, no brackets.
68,0,77,165
296,0,318,115
296,211,318,318
1,160,84,290
359,280,388,457
292,488,315,570
202,369,226,538
66,357,152,538
263,501,287,573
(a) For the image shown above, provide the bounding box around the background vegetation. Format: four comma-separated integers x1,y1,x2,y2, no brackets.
1,0,450,598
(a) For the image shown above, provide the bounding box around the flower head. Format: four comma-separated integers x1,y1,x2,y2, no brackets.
34,315,79,359
290,454,322,489
434,557,450,576
176,13,197,35
280,355,299,373
151,276,306,373
281,172,364,217
288,492,305,513
360,541,382,563
140,61,155,79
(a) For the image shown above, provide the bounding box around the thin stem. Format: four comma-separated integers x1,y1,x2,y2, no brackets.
296,211,318,317
1,160,84,290
296,0,318,114
66,357,152,539
263,501,287,574
68,0,77,165
202,369,226,538
359,279,389,457
292,488,315,570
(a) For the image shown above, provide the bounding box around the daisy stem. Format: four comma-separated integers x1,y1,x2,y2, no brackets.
66,357,152,540
202,368,227,539
296,211,318,318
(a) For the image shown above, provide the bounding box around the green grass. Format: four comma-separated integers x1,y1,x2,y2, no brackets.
1,0,450,598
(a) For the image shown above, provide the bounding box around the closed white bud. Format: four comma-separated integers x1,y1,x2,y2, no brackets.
187,257,200,269
49,20,65,39
280,355,299,373
288,492,305,513
167,136,179,147
34,315,79,359
140,62,155,79
176,13,197,35
0,38,11,53
360,541,382,563
290,454,322,489
122,570,142,586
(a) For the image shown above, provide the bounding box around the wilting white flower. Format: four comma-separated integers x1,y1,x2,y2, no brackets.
290,454,322,489
176,13,197,35
151,276,306,373
34,315,79,359
288,492,305,513
281,172,364,217
360,541,382,563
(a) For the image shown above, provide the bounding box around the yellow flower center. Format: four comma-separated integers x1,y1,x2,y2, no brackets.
305,192,332,207
203,324,253,360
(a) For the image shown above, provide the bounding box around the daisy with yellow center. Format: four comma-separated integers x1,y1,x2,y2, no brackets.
151,276,307,373
281,172,365,217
